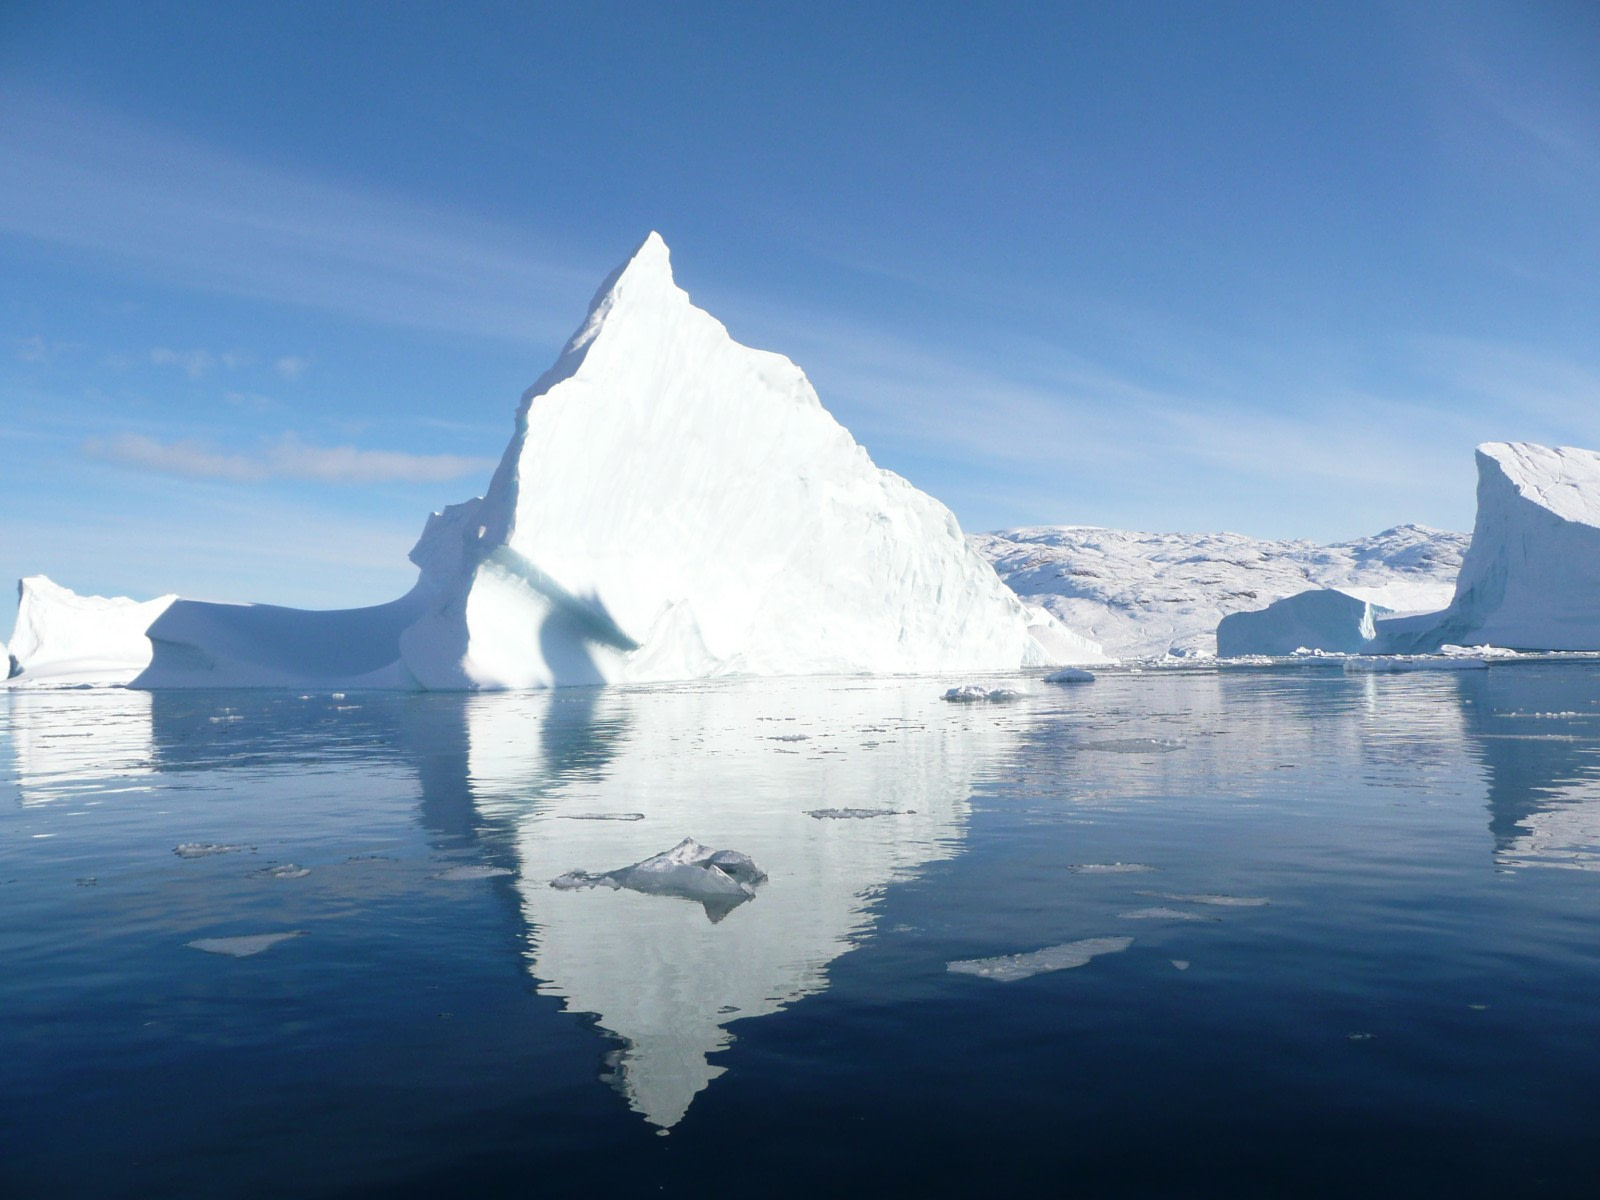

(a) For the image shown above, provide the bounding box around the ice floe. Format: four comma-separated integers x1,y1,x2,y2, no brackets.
947,935,1133,982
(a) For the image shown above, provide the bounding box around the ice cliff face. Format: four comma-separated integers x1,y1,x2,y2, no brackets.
975,524,1465,659
6,233,1099,689
1380,443,1600,653
6,577,175,685
396,232,1099,688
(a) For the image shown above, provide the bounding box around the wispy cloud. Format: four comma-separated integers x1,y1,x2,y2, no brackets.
274,355,308,380
149,347,215,378
0,90,596,343
82,432,495,485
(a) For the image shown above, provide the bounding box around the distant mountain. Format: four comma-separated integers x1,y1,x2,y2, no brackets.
974,524,1468,659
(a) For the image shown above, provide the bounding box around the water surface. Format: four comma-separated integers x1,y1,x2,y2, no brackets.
5,665,1600,1196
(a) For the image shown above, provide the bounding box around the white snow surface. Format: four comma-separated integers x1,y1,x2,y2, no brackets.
6,576,176,686
1381,443,1600,653
401,233,1101,687
9,233,1101,690
974,524,1465,659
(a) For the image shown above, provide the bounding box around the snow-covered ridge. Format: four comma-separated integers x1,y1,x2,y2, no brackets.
975,524,1466,659
6,233,1101,689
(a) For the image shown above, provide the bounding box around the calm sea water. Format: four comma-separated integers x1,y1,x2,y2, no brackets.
4,665,1600,1198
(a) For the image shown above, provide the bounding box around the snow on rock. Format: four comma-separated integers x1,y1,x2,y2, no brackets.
14,233,1101,691
5,576,176,686
975,524,1464,659
400,233,1101,687
1380,443,1600,653
1216,588,1387,658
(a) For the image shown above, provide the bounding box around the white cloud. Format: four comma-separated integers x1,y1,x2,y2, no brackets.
82,431,495,485
149,347,215,378
0,90,595,343
274,355,308,380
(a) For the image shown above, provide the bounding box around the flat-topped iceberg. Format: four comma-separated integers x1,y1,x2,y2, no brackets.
7,234,1103,689
1218,443,1600,658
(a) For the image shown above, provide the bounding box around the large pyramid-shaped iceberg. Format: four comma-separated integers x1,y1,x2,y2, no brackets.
398,232,1098,687
7,234,1100,689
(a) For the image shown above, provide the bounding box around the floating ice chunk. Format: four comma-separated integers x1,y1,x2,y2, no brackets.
435,864,514,880
1171,960,1190,970
186,931,305,957
805,807,915,819
1066,862,1155,874
948,935,1133,982
1440,643,1518,658
558,812,646,822
1043,667,1095,683
943,685,1024,702
1080,737,1185,753
1139,892,1269,907
253,863,311,880
550,837,766,922
1118,907,1221,922
174,842,252,858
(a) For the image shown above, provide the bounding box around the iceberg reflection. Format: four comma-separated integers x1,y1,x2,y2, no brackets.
463,677,1020,1129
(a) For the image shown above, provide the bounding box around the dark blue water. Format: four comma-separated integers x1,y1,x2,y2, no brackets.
4,665,1600,1198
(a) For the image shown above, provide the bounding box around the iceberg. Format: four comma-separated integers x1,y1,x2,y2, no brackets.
1215,588,1386,658
7,234,1102,690
1381,443,1600,653
1219,443,1600,658
6,576,175,685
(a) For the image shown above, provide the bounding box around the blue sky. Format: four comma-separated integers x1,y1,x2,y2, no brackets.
3,1,1598,609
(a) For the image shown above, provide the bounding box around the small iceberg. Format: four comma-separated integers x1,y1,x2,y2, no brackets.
186,931,305,958
1043,667,1095,683
948,936,1133,982
943,685,1024,703
551,837,767,922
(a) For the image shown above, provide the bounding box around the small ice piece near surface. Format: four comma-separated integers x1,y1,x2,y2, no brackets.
806,807,915,819
1080,737,1185,753
435,864,514,881
1044,667,1095,683
768,733,811,742
1171,960,1190,970
1067,862,1155,874
558,812,646,821
948,936,1133,982
1118,907,1221,922
187,931,305,957
174,842,252,858
943,685,1024,702
1139,891,1269,907
550,837,766,922
253,863,311,880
